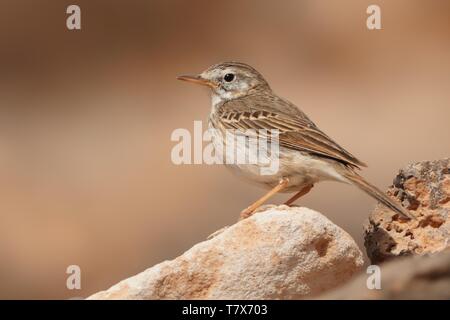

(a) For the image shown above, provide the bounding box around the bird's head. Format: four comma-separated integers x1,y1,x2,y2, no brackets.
177,62,270,102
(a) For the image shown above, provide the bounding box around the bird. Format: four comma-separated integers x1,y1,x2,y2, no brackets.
177,61,415,220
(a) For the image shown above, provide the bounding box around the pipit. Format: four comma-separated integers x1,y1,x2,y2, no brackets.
177,62,415,220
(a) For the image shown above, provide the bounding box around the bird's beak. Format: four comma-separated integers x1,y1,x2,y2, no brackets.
176,74,218,89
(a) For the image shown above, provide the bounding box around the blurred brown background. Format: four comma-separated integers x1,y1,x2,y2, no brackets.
0,0,449,299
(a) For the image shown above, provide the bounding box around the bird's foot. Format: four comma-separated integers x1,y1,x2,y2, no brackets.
239,207,254,220
239,204,278,220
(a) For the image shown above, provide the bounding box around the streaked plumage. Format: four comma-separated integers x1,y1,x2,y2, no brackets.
177,61,415,220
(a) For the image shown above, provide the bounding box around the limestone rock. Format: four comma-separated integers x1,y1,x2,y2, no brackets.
318,251,450,300
88,206,363,300
364,159,450,264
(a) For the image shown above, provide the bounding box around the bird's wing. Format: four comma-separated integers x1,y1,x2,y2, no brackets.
214,96,367,169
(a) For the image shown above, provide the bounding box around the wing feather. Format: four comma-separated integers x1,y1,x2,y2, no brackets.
213,96,367,169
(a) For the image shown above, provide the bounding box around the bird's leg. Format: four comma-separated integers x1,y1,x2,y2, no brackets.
284,184,314,206
240,178,289,220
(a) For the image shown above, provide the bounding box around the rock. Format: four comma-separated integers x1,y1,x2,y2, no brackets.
318,251,450,300
88,206,364,300
364,159,450,264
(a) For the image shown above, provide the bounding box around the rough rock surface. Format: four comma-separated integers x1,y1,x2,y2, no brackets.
318,251,450,300
88,206,363,299
364,159,449,264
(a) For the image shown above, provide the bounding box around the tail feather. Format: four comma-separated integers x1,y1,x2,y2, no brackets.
342,171,416,220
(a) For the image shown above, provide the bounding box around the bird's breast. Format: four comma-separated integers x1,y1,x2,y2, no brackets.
206,121,344,190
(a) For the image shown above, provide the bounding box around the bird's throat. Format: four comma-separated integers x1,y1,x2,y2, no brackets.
211,93,224,111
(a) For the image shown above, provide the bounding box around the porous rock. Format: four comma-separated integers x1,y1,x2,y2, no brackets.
364,159,449,264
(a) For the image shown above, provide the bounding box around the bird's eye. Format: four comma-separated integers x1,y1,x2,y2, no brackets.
223,73,235,82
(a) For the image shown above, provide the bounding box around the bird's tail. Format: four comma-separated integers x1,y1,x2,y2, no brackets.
341,170,416,220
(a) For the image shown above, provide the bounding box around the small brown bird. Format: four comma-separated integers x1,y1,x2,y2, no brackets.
177,61,415,220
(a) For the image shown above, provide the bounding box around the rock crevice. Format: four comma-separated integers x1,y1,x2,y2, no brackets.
364,159,449,264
